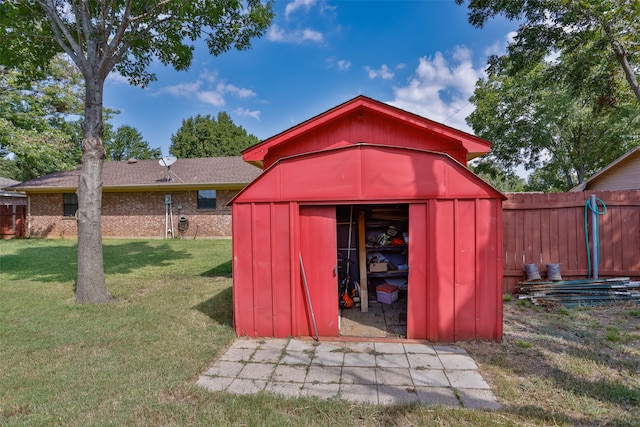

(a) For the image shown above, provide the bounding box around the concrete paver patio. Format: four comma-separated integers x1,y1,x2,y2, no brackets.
197,338,500,409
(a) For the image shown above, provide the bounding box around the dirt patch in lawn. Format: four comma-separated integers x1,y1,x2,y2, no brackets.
463,300,640,426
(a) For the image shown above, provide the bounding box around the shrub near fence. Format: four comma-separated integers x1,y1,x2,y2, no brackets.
502,190,640,293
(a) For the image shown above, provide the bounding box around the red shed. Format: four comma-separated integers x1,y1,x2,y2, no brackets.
232,96,505,342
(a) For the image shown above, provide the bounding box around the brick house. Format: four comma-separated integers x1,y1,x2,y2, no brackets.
7,157,261,239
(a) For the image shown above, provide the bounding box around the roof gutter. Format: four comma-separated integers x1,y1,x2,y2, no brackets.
12,182,250,193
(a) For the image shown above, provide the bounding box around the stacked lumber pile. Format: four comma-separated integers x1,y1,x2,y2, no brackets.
517,278,640,308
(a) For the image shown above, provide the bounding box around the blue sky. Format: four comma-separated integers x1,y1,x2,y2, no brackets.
104,0,517,156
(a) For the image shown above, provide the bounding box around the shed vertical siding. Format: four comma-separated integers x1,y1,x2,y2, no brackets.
476,199,503,340
299,206,339,337
407,203,428,340
232,203,255,336
430,200,456,341
233,202,295,337
272,203,293,338
454,200,477,340
407,199,503,341
252,203,275,336
233,203,339,338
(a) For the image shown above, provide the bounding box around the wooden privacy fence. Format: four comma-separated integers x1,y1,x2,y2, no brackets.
0,205,26,239
503,191,640,293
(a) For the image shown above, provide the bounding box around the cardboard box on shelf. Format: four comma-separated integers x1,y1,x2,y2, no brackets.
369,262,388,272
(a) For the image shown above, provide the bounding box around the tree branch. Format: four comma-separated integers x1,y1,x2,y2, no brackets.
601,20,640,103
128,0,175,24
70,1,85,64
105,1,177,72
106,0,132,58
79,0,93,51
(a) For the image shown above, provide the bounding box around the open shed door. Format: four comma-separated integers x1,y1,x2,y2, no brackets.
298,206,339,337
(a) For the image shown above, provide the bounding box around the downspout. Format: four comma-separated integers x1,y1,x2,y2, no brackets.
26,194,31,238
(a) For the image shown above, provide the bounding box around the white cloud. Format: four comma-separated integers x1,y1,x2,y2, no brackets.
483,41,503,58
267,24,324,44
326,58,351,71
389,46,485,133
156,70,256,107
302,28,323,42
106,71,129,84
234,107,261,120
483,31,517,57
285,0,317,19
337,60,351,71
163,81,203,98
365,64,395,80
199,70,218,83
196,90,225,106
267,25,286,42
222,84,256,99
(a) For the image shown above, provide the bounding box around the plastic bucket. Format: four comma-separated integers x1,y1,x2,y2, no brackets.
524,264,541,281
546,263,562,281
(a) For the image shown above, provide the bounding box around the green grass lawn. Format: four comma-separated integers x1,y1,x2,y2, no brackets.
1,239,638,426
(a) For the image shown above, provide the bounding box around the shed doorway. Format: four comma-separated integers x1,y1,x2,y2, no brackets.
336,204,409,338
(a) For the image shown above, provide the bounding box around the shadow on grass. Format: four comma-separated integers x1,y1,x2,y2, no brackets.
201,260,232,278
550,366,640,407
1,244,78,283
1,241,190,284
102,241,190,274
194,286,233,326
194,259,233,326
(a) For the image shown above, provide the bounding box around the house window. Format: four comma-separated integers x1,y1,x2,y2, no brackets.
197,190,216,209
63,193,78,217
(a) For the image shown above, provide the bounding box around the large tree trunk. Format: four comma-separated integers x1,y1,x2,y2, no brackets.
75,75,112,304
603,22,640,104
611,39,640,104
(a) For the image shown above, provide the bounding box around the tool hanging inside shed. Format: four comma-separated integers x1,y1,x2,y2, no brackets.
339,205,356,309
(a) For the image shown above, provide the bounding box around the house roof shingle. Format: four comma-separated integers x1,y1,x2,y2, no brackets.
8,157,261,192
0,176,19,190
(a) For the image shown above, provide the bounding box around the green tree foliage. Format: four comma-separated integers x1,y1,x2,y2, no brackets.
470,159,526,192
105,125,161,161
0,0,273,303
467,53,639,191
0,2,58,79
0,58,154,179
170,112,260,158
0,157,19,181
457,0,640,102
0,56,83,180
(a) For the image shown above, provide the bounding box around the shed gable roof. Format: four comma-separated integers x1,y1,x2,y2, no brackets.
9,157,261,193
242,95,492,168
233,144,505,204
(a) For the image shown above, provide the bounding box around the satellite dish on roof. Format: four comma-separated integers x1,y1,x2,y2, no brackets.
159,156,178,182
159,156,177,167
